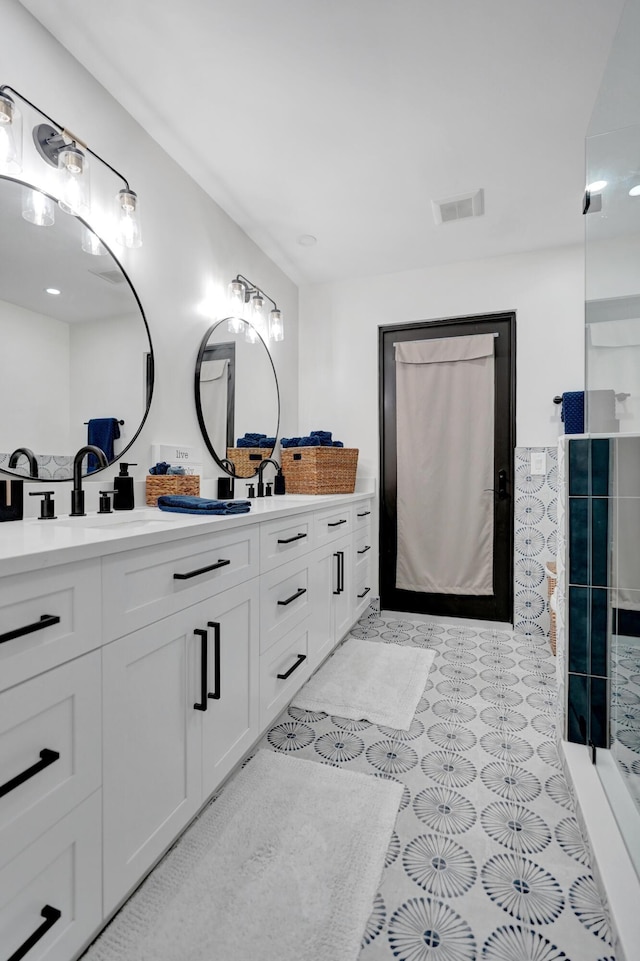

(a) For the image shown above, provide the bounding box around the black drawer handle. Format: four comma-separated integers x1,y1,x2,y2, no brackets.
333,551,344,595
193,628,208,711
0,614,60,646
0,749,60,800
277,654,307,680
277,587,307,607
328,519,347,527
277,533,307,544
207,621,221,701
174,558,231,580
7,905,61,961
357,545,371,554
358,587,371,599
357,510,371,517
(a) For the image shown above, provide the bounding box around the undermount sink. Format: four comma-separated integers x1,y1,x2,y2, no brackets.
56,510,177,530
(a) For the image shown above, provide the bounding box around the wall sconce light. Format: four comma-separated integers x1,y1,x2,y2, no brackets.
226,273,284,343
0,84,142,247
22,185,55,227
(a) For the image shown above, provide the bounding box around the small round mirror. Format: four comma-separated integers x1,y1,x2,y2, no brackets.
195,318,280,478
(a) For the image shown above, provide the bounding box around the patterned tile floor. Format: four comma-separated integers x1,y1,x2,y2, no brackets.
258,610,616,961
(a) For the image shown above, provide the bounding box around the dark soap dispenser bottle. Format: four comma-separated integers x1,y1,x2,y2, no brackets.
113,462,136,511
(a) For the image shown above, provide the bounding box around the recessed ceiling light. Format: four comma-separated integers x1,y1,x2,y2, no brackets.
586,180,607,192
629,184,640,197
45,287,61,295
296,234,317,247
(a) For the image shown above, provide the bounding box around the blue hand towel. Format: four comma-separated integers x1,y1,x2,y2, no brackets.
157,495,251,515
310,430,333,446
332,441,344,447
561,391,585,434
258,437,276,448
87,418,120,472
236,438,255,448
280,437,300,448
298,436,321,446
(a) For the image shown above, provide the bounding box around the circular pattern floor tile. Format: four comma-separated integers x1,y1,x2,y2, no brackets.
387,897,476,961
554,817,590,867
314,730,364,763
361,893,386,948
433,700,477,725
266,720,314,752
481,853,564,925
420,751,476,789
366,739,419,774
481,801,551,854
482,924,567,960
480,731,534,763
569,875,612,944
479,706,527,732
403,834,477,898
481,762,542,803
428,722,477,753
413,786,476,834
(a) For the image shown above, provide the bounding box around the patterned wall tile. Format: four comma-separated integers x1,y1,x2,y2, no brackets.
513,448,558,643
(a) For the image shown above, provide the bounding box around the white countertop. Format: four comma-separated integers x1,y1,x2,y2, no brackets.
0,492,374,577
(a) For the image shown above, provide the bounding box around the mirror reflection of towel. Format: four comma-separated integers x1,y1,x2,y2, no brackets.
87,418,121,472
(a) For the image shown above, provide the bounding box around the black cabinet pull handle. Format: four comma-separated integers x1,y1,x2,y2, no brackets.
327,519,347,527
277,654,307,680
207,621,221,701
0,749,60,800
193,628,208,711
277,587,307,606
7,905,61,961
0,614,60,646
174,558,231,580
277,532,307,544
357,510,371,517
357,545,371,554
358,587,371,599
333,551,344,595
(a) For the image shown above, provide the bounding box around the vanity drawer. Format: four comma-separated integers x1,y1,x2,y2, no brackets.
260,555,314,653
0,790,102,961
354,502,374,529
260,514,314,571
260,620,312,728
0,561,101,693
102,526,259,640
0,651,101,870
354,530,373,571
354,569,373,619
314,505,353,547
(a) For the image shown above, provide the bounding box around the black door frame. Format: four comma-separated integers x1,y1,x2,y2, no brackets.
379,311,516,623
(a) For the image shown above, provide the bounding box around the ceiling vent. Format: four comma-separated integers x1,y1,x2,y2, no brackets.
432,188,484,225
89,269,127,285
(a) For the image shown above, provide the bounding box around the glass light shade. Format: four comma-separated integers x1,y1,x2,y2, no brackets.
82,226,107,255
268,308,284,342
22,187,54,227
245,321,260,344
250,293,266,334
629,184,640,197
227,281,246,331
116,189,142,248
57,145,90,214
0,94,22,174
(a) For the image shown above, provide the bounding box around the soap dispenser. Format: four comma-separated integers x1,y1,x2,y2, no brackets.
113,462,136,511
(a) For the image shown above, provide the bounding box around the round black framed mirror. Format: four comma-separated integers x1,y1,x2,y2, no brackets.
0,175,153,480
195,318,280,478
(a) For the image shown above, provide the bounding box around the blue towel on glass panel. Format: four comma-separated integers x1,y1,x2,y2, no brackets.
157,495,251,515
87,418,120,471
561,391,584,434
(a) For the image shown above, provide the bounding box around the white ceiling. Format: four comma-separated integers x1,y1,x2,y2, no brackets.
20,0,625,285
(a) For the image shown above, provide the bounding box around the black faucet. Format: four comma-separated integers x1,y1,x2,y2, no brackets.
257,458,280,497
8,447,38,477
70,445,108,516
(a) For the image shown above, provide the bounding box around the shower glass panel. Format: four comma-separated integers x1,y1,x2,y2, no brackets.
585,121,640,876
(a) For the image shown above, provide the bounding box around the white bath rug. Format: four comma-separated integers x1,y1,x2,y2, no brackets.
83,750,402,961
292,637,435,730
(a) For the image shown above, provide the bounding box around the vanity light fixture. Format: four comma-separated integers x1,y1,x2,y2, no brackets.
81,226,107,256
226,273,284,344
586,179,607,193
0,84,142,247
629,183,640,197
45,287,61,295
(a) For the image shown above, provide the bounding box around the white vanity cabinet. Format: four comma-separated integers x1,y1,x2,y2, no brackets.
0,490,375,959
101,578,259,914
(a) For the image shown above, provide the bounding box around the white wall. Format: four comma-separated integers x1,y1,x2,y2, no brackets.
0,298,70,453
299,244,585,478
2,0,298,505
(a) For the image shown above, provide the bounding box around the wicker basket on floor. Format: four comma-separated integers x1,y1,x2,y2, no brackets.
146,474,200,506
225,447,270,478
280,447,358,495
546,561,557,656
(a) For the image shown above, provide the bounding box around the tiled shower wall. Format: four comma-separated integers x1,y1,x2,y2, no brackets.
513,446,558,638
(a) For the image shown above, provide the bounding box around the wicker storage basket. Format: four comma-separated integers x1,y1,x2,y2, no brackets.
146,474,200,506
280,447,358,495
225,447,270,478
546,561,557,656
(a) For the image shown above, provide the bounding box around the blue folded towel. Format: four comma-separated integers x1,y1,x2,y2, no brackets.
87,418,120,472
258,437,276,448
561,391,585,434
298,435,321,446
157,496,251,515
333,441,344,447
310,430,333,446
280,437,300,448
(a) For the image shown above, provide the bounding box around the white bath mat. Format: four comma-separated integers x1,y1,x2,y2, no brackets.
84,750,402,961
293,637,435,730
